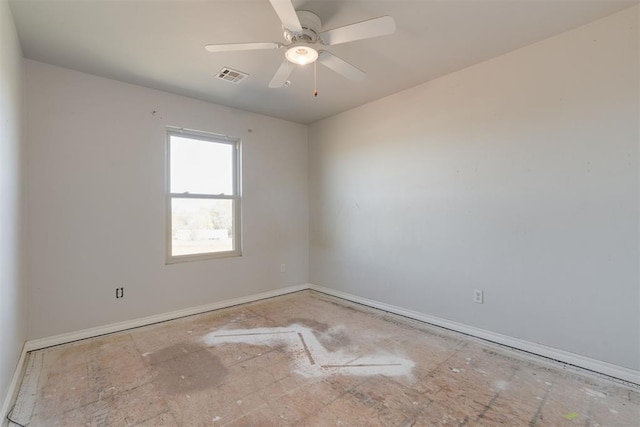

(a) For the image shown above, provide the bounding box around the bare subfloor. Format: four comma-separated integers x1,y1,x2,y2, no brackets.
10,291,639,426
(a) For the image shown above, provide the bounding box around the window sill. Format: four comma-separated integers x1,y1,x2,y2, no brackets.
166,250,242,265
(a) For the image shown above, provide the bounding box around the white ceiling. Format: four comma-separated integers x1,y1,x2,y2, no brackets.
9,0,638,124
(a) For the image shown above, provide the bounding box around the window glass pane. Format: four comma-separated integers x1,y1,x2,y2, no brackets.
171,198,234,256
170,135,233,195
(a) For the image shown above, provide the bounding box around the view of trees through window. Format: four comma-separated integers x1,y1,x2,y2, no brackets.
168,131,239,260
171,198,233,256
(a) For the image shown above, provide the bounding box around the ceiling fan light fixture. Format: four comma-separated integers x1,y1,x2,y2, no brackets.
285,45,318,65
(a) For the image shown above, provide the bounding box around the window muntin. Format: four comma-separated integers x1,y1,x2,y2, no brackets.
167,130,241,262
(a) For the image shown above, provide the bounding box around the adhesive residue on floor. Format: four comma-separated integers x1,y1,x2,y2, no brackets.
202,324,415,378
11,292,640,426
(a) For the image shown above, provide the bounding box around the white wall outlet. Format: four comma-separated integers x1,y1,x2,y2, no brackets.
474,289,484,304
280,263,286,273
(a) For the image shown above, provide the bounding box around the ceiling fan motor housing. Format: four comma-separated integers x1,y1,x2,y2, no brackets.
283,10,322,43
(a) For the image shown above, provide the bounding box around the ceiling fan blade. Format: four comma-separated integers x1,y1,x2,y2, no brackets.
205,42,282,53
269,0,302,32
319,16,396,46
268,60,294,88
317,51,366,82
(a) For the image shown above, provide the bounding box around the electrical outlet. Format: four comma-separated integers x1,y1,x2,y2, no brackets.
280,264,286,273
474,290,483,304
116,287,124,299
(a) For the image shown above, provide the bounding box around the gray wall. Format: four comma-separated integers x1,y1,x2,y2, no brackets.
25,60,309,339
0,0,26,414
309,7,639,370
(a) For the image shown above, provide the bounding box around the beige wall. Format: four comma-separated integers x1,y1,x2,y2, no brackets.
309,7,639,370
25,60,309,339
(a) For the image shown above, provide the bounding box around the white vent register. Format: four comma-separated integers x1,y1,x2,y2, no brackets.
216,67,249,84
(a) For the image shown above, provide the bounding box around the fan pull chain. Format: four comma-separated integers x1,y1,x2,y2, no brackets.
313,61,318,97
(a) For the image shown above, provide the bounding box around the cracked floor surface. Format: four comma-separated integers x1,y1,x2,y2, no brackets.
10,291,640,426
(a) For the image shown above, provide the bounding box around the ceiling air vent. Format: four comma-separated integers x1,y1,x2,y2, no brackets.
216,67,249,84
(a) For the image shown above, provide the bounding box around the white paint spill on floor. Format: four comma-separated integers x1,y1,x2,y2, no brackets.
583,388,607,398
202,324,414,378
493,380,509,391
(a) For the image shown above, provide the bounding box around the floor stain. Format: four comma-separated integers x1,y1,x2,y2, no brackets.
287,318,330,332
317,325,352,352
287,318,352,352
149,344,228,395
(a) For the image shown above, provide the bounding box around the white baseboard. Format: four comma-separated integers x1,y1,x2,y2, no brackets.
7,280,638,420
308,284,640,386
25,284,308,352
1,343,27,426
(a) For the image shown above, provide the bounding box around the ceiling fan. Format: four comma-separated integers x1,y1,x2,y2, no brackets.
205,0,396,89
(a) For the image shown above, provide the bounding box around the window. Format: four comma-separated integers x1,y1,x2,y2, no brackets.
167,129,241,263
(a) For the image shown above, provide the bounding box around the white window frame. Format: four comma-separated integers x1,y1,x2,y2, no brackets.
166,127,242,264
